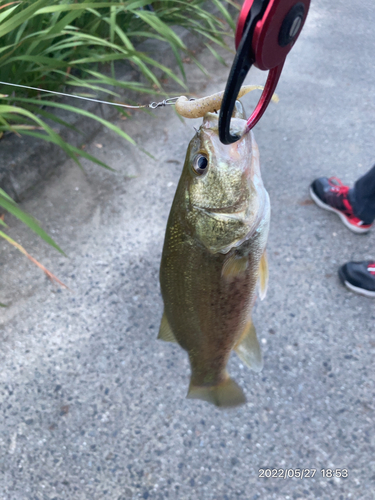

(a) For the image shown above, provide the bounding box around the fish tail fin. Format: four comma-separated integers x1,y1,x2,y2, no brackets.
187,375,246,408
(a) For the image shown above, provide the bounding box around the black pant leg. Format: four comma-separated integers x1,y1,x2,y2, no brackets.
349,163,375,224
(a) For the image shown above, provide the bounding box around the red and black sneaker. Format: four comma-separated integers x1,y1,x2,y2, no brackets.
310,177,372,234
339,261,375,297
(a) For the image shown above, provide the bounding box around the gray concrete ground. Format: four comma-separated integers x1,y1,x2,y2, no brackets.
1,0,375,498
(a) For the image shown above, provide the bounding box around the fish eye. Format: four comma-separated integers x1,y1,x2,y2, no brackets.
192,154,208,176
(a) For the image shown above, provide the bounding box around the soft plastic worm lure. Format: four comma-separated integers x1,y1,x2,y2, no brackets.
175,85,278,118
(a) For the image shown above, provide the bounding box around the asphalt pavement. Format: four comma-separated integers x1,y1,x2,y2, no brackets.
1,0,375,499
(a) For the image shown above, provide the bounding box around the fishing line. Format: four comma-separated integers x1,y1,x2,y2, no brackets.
0,81,192,109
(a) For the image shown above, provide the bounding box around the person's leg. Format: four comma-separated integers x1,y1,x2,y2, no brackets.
348,164,375,224
310,166,375,296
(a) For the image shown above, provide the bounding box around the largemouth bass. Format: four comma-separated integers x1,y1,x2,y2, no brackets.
159,100,270,408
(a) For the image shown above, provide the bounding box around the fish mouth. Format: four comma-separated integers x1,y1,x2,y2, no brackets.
193,205,247,219
194,199,248,215
199,206,244,214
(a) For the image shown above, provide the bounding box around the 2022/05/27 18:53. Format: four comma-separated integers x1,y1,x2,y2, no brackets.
258,468,349,479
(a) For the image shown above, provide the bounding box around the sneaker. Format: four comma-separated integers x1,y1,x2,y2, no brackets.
310,177,372,234
338,261,375,297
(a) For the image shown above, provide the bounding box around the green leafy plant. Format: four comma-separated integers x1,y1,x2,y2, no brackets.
0,0,234,166
0,0,235,286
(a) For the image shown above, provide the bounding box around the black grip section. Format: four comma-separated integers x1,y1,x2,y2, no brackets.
219,0,268,144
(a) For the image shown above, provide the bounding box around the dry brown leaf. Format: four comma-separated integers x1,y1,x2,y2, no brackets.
0,230,68,289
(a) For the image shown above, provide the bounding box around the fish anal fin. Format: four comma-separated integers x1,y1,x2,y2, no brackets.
222,254,248,280
187,375,246,408
258,250,269,300
234,319,263,372
157,312,177,343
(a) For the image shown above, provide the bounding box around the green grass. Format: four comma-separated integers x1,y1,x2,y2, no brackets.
0,0,235,283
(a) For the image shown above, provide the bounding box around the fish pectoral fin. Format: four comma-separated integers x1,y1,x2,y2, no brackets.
187,375,246,408
157,312,177,343
222,254,248,280
258,250,269,300
234,319,263,372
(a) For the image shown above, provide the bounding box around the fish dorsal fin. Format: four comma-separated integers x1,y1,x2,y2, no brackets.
157,311,177,343
222,254,248,280
258,250,269,300
234,319,263,372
